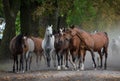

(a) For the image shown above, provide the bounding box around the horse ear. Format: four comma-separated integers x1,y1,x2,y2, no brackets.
70,25,75,29
51,25,53,28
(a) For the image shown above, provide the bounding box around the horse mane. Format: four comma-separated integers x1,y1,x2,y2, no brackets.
15,34,24,49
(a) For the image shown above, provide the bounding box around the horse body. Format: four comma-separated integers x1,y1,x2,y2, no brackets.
69,34,81,69
42,25,55,67
91,32,108,51
54,32,70,70
111,38,120,56
23,36,35,71
31,37,44,65
10,34,25,72
69,25,109,70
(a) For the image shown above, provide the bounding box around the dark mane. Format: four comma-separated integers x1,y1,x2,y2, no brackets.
15,34,23,50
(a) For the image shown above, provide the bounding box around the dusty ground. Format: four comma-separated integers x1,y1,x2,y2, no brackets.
0,70,120,81
0,50,120,81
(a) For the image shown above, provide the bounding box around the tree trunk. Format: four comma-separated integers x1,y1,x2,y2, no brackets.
20,0,31,35
0,0,19,59
20,1,39,36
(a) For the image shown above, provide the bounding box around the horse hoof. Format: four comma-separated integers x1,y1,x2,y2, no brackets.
80,68,84,71
94,68,97,70
64,67,68,70
62,65,66,69
16,71,19,74
57,66,61,70
22,70,25,73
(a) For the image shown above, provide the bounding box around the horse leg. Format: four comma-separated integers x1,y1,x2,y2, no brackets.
61,53,64,69
65,51,69,69
71,53,77,70
57,52,61,70
98,51,103,69
29,52,32,70
51,49,56,67
42,51,47,65
104,47,108,70
68,52,76,70
36,53,39,66
19,54,22,71
13,55,16,72
90,49,96,70
80,49,86,70
25,51,29,71
16,55,19,72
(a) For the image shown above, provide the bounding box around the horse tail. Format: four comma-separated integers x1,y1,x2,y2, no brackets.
102,32,109,56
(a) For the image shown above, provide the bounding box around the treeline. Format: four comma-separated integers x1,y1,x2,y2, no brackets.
0,0,120,59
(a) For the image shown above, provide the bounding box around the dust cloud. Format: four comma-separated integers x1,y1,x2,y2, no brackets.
0,26,120,72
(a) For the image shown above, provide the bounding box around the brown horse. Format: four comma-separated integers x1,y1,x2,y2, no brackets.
31,37,45,65
54,28,81,70
59,29,83,70
10,34,25,72
54,31,70,70
69,25,109,70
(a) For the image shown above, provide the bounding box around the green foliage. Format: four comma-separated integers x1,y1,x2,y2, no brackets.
0,0,4,17
66,0,96,26
15,12,20,35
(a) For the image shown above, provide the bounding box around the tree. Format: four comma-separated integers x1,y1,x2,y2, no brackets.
0,0,20,59
20,0,40,36
67,0,96,28
0,0,4,17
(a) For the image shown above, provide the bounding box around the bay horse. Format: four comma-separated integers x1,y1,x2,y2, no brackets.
69,25,109,70
42,25,56,67
54,28,70,70
54,28,81,70
10,34,25,72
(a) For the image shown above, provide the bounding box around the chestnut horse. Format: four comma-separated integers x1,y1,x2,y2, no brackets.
66,30,81,70
31,37,45,65
69,25,109,70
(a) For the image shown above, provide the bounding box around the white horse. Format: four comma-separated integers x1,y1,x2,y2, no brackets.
42,25,56,67
111,38,120,56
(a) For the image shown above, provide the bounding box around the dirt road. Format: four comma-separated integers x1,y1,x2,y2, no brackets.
0,69,120,81
0,49,120,81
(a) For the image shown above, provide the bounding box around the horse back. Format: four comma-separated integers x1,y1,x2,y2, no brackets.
26,37,35,52
91,32,109,51
10,36,23,55
31,37,43,53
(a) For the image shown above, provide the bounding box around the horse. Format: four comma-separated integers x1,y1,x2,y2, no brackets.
23,36,35,71
65,30,82,70
68,25,109,70
10,34,25,72
31,36,45,65
111,38,120,56
54,28,71,70
42,25,56,67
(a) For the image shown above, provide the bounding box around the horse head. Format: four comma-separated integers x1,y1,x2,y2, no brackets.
22,36,29,53
45,25,53,37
